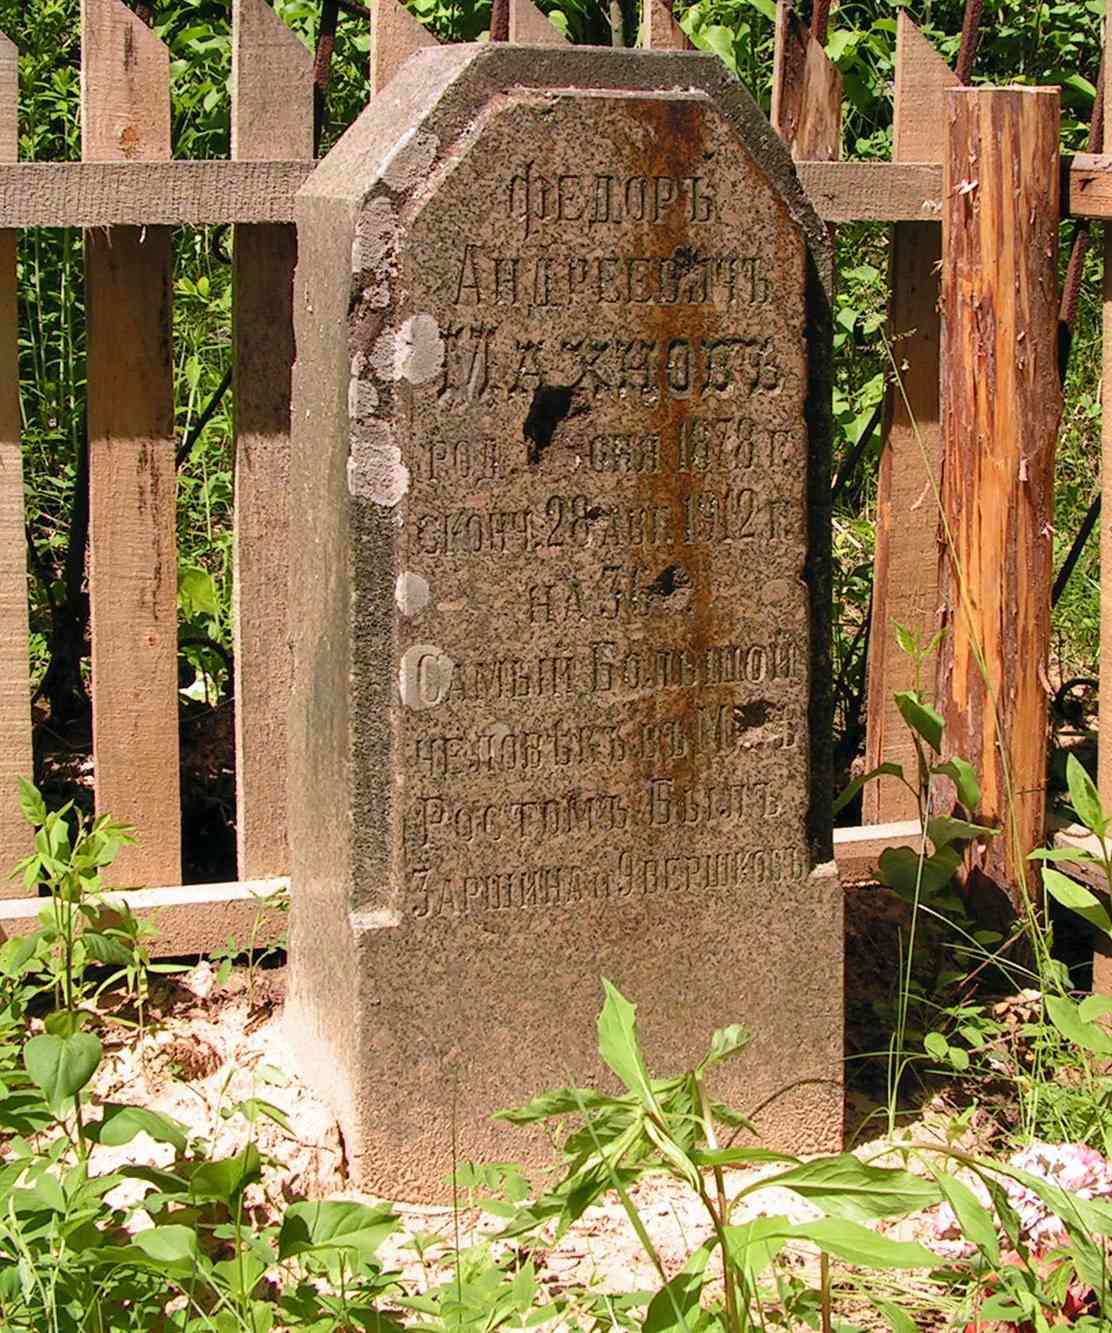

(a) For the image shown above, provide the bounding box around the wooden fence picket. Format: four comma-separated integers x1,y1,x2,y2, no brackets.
370,0,438,98
81,0,180,888
231,0,313,881
863,15,956,824
771,0,841,161
937,86,1061,919
0,33,31,882
509,0,568,46
642,0,690,50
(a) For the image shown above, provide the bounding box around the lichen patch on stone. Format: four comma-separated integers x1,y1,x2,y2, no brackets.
398,643,454,709
347,422,410,507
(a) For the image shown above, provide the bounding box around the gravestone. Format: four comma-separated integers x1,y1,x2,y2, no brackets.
287,43,841,1199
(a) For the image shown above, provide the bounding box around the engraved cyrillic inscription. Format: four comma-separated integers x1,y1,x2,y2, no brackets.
393,100,813,926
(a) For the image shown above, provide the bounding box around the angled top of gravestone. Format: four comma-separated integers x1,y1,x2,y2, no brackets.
289,43,838,1200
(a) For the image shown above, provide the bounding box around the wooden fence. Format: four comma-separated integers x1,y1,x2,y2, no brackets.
0,0,1109,953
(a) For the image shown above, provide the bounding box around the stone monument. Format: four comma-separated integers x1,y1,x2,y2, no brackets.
287,43,841,1199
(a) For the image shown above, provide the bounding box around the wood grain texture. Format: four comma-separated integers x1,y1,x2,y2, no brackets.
937,87,1061,920
232,0,313,162
0,34,31,882
863,15,956,823
370,0,437,97
80,0,170,161
82,0,180,887
642,0,690,50
232,0,312,879
771,0,841,161
0,160,312,226
509,0,568,45
7,158,1112,227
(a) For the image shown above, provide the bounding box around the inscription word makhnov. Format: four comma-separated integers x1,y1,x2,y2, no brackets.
287,46,841,1200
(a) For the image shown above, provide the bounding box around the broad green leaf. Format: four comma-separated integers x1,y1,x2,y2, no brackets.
133,1225,199,1265
1080,994,1112,1023
178,565,219,618
17,778,46,828
190,1144,262,1203
89,1104,188,1153
1029,846,1097,863
923,1032,948,1060
278,1200,399,1260
932,757,981,810
81,933,133,967
643,1240,712,1333
926,815,997,851
495,1086,616,1125
934,1172,999,1264
1045,994,1112,1056
723,1216,790,1281
597,979,656,1109
894,691,943,753
1068,754,1108,835
708,1100,758,1132
770,1154,941,1221
701,1023,751,1069
1043,868,1112,935
213,1252,268,1301
871,1299,919,1333
878,846,961,902
44,1009,85,1037
23,1032,101,1113
788,1217,939,1268
691,1146,797,1169
833,763,904,816
0,933,39,977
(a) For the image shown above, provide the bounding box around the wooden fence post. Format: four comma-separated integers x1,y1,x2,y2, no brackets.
370,0,438,97
771,0,841,162
509,0,568,45
231,0,313,881
81,0,180,887
642,0,689,50
863,15,956,823
0,34,31,878
937,86,1061,919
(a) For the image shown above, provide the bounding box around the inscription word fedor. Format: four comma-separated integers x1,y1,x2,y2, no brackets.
398,154,807,921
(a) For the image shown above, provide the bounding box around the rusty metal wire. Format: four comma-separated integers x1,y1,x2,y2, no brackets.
954,0,982,84
491,0,510,40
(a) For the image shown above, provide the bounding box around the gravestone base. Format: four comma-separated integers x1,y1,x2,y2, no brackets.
287,42,843,1201
291,867,841,1198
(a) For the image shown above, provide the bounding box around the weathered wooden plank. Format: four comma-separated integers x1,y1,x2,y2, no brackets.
232,0,312,881
771,0,841,161
642,0,689,49
863,15,956,824
0,878,288,955
0,34,31,884
937,87,1061,922
83,0,180,887
370,0,437,96
0,160,312,226
509,0,568,45
3,157,1112,229
232,0,312,161
832,820,924,885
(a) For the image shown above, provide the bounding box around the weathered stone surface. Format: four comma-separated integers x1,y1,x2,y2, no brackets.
288,43,840,1201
